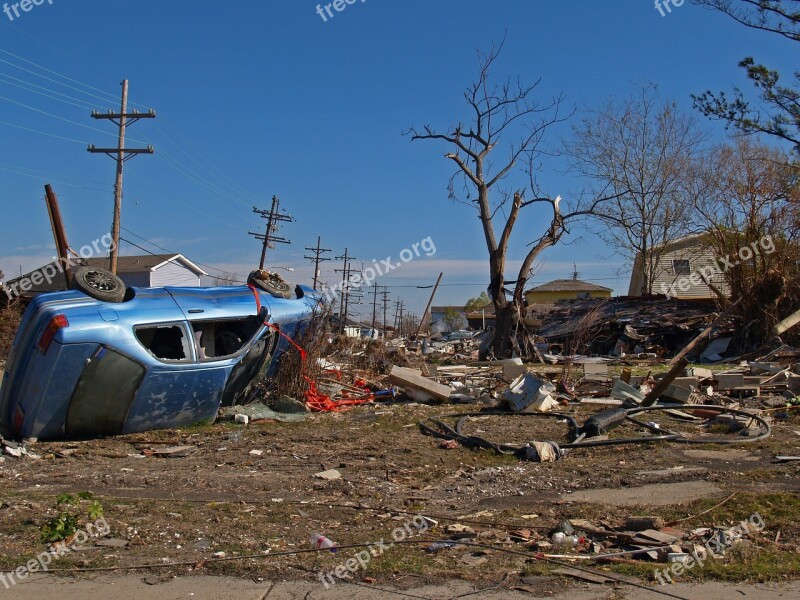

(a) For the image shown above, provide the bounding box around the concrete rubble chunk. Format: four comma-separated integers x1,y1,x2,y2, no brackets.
314,468,342,480
502,373,559,412
388,366,452,403
611,378,645,403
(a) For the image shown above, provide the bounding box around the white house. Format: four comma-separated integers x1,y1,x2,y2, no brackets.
103,254,207,288
7,253,207,299
628,234,730,300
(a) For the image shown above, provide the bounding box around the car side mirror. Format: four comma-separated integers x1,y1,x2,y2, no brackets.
258,306,269,324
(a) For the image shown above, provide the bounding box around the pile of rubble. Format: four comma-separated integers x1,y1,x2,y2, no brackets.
537,296,740,359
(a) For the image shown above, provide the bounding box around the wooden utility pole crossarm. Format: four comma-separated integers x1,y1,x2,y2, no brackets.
88,80,156,274
304,236,332,291
249,196,293,270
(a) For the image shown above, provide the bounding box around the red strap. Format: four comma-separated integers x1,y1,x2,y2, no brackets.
247,284,373,413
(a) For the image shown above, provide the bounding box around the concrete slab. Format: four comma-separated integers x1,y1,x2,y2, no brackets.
683,449,760,462
562,481,723,507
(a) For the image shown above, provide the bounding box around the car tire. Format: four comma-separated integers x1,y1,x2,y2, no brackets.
247,269,293,299
71,265,127,303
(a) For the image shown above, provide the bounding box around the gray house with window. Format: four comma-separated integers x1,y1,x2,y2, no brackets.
627,234,731,300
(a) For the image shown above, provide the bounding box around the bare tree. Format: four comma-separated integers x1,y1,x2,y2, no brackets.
569,83,705,295
408,41,618,358
692,0,800,152
211,271,240,286
691,138,800,347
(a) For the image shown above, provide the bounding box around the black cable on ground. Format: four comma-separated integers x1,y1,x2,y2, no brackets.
419,405,771,459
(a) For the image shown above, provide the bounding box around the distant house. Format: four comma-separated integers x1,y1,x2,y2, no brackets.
429,306,468,334
524,278,612,305
627,234,730,300
6,254,207,299
465,303,495,331
107,254,207,288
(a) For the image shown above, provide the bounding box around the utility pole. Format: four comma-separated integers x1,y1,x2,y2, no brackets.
88,79,155,274
370,285,379,332
415,272,443,338
380,287,390,335
43,184,73,286
334,248,357,334
393,299,403,337
304,236,332,291
249,195,292,269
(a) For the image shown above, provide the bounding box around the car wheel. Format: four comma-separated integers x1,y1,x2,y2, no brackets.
71,266,127,303
247,269,293,299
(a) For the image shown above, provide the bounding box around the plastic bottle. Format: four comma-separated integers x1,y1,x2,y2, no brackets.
551,532,582,548
310,533,337,552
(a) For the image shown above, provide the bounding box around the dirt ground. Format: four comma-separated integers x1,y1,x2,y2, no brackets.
0,399,799,599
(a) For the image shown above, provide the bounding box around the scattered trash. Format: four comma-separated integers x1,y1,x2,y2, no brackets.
310,533,337,552
314,468,342,481
502,374,560,413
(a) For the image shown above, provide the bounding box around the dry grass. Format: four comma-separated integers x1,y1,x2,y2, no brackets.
0,299,23,363
270,305,333,400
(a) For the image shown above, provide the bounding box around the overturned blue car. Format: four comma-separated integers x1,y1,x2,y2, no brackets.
0,266,320,440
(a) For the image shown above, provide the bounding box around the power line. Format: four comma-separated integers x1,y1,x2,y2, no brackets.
0,93,149,142
0,49,148,108
0,71,95,109
154,120,262,206
119,227,249,282
0,120,86,144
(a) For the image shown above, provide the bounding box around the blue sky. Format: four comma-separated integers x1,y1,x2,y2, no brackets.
0,0,795,318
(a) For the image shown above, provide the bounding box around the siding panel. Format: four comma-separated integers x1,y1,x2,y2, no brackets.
151,260,201,287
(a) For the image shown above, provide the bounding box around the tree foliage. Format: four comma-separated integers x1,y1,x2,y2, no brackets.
692,0,800,152
443,307,467,331
464,292,491,314
690,138,800,347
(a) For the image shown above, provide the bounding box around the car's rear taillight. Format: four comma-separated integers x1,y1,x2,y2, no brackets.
37,314,69,353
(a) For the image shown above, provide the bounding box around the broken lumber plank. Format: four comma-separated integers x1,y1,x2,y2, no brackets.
388,366,451,402
641,357,688,407
774,308,800,336
669,298,740,365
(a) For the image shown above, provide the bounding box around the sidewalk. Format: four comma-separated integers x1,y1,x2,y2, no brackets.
1,574,799,600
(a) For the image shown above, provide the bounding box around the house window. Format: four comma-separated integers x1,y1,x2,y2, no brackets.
672,259,691,275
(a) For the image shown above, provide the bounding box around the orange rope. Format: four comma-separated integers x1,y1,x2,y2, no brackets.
248,285,374,412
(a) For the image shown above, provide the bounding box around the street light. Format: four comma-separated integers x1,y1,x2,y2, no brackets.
269,266,294,272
